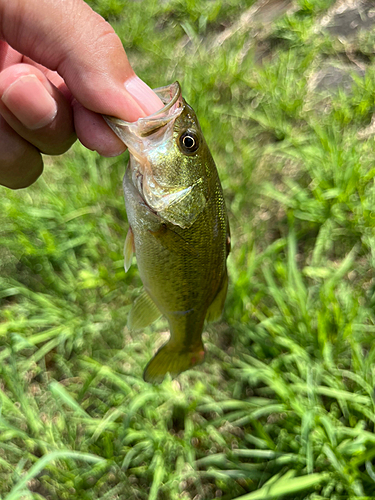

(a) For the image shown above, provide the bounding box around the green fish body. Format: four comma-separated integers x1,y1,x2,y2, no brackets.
104,82,230,383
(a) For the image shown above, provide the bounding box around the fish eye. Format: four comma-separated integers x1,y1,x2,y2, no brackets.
179,131,199,154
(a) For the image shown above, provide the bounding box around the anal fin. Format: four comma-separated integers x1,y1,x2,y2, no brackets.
128,288,162,331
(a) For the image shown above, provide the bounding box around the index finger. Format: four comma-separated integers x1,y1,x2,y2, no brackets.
0,0,163,120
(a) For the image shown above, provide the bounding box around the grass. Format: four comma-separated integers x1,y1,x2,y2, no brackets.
2,0,375,498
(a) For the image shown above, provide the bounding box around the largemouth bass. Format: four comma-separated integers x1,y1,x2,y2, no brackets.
104,82,230,383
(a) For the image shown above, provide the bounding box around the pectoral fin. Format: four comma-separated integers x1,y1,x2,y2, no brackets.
128,288,162,330
149,224,198,256
206,270,228,323
124,227,135,272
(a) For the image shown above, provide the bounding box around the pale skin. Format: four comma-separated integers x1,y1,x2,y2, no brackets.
0,0,163,189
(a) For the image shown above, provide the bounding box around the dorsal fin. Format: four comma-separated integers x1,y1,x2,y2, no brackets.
206,270,228,323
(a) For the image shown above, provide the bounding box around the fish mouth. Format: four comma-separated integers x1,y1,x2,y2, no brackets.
103,81,183,146
105,82,201,228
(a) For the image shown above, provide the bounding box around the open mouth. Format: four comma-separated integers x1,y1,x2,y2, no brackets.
103,81,183,144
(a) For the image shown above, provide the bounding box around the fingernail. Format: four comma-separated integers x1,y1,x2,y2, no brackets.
124,76,164,116
1,74,58,130
105,146,127,157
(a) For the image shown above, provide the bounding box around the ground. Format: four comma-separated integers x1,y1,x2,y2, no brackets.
1,0,375,499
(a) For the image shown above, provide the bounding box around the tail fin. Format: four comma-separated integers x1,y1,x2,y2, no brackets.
143,342,205,384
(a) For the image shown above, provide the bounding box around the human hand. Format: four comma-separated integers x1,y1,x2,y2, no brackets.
0,0,163,189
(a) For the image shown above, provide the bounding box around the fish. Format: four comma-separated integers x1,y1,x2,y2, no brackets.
104,82,230,383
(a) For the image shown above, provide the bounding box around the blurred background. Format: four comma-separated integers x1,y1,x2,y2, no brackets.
2,0,375,498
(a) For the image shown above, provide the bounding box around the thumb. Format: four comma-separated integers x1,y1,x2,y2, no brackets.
0,0,163,120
